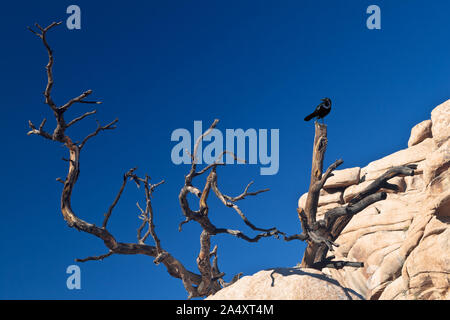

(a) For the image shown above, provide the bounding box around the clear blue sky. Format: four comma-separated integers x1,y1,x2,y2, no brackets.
0,0,448,299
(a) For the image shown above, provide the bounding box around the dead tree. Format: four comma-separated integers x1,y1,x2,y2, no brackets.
26,21,282,299
284,122,417,270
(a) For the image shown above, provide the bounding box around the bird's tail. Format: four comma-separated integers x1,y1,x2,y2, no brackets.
304,112,316,121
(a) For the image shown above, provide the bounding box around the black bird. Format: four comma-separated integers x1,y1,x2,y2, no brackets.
304,98,332,123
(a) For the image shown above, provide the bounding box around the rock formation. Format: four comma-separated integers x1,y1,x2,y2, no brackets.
315,99,450,300
207,99,449,300
206,268,363,300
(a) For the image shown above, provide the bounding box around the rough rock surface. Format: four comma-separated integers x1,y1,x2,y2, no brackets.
206,268,363,300
408,120,432,147
298,188,343,209
362,138,433,181
320,99,450,300
431,100,450,148
323,167,361,189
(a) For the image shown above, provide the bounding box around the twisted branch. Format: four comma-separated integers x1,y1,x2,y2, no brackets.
286,121,417,270
27,22,201,299
27,22,283,299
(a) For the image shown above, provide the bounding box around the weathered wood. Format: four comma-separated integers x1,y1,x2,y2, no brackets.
27,21,281,299
290,121,417,270
299,122,344,268
349,165,416,205
304,122,328,225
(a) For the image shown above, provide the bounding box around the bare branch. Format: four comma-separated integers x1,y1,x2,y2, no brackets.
27,26,41,38
223,272,243,287
27,119,52,140
325,192,387,230
27,21,62,112
211,172,275,233
215,227,282,243
60,90,102,112
312,259,364,270
139,175,164,252
303,122,328,225
39,118,47,131
192,151,242,178
150,179,165,192
76,251,114,263
196,230,217,296
194,162,226,177
318,158,344,188
222,181,270,202
79,118,118,149
283,233,308,241
193,120,219,164
349,165,416,205
136,201,147,241
67,110,97,127
102,167,137,229
185,119,219,184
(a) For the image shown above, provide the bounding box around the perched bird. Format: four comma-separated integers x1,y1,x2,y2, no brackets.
304,98,332,123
